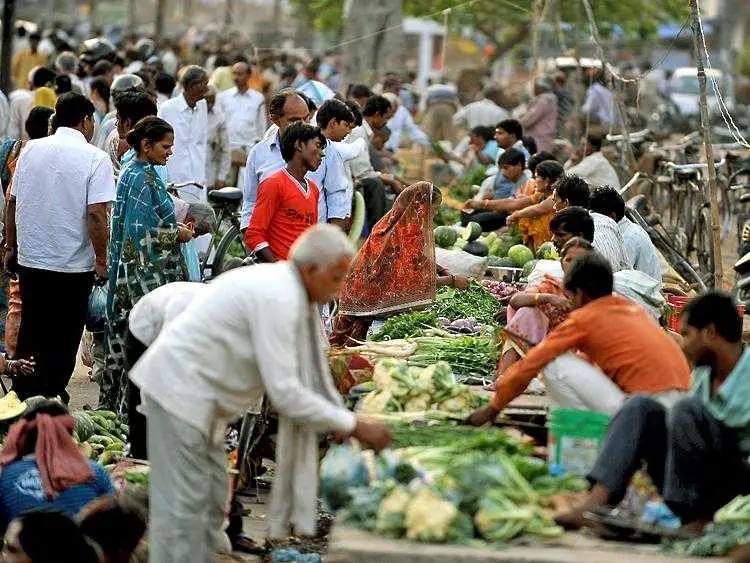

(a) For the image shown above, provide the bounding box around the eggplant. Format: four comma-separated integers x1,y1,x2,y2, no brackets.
463,240,489,257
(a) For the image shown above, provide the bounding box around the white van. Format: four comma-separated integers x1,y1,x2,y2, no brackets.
669,67,734,117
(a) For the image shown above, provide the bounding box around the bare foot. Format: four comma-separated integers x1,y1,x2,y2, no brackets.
680,519,710,537
554,484,610,531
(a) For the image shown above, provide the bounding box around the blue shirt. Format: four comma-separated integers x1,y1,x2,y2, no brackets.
493,169,531,199
309,140,351,222
241,133,285,229
481,140,499,163
121,148,169,184
691,347,750,455
0,457,114,533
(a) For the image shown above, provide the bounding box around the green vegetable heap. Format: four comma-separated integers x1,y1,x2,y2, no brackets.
72,409,129,467
430,282,501,326
357,359,486,415
667,495,750,556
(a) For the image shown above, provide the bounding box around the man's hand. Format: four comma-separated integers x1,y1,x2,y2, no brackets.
94,260,108,280
467,404,500,427
463,199,479,211
452,275,470,290
177,223,195,242
352,418,392,452
3,246,17,275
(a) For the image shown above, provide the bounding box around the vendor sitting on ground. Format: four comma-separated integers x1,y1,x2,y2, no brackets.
497,237,592,378
469,252,690,424
589,185,661,281
0,400,115,534
556,292,750,534
546,174,630,272
330,182,469,346
506,159,565,251
460,148,529,232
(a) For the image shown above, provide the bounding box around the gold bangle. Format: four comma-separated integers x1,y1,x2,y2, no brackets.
534,293,540,305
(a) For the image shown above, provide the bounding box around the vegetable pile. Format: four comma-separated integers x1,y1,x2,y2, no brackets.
430,282,501,325
357,359,487,415
73,409,129,467
481,280,519,301
408,335,498,379
322,419,586,547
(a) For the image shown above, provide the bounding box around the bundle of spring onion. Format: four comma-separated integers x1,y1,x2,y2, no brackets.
430,282,501,326
407,335,498,379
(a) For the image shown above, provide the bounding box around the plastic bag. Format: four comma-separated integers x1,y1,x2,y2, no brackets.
436,248,488,278
86,284,108,332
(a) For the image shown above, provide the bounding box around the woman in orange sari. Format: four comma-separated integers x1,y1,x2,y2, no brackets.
506,159,564,252
330,182,468,346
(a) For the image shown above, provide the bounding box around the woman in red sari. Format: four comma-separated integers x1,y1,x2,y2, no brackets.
330,182,468,346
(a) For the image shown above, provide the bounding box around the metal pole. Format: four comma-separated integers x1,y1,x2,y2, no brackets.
0,0,15,94
155,0,166,38
689,0,723,288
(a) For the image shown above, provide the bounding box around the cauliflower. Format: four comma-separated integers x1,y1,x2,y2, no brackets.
404,487,459,543
359,389,393,413
374,487,412,537
372,359,399,389
429,362,456,391
473,491,534,543
403,393,433,412
438,391,475,414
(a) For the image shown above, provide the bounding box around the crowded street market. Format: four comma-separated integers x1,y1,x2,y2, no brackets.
1,0,750,561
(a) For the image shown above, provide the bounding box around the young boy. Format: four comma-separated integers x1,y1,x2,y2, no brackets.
244,122,326,262
491,148,529,199
495,118,530,160
310,98,356,227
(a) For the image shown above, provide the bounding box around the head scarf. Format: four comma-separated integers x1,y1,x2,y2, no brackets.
33,86,57,109
338,182,437,317
0,414,94,498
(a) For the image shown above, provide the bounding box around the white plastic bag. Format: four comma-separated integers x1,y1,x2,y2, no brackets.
436,248,489,278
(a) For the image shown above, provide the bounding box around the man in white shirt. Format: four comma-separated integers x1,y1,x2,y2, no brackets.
130,225,391,562
8,66,56,141
565,132,621,189
382,92,429,153
241,90,309,229
310,99,356,226
218,61,267,188
158,65,209,202
54,51,86,94
205,86,230,189
589,185,661,281
453,87,511,130
0,90,9,140
4,92,115,403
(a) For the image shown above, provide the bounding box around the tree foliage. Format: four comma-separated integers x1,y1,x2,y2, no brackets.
289,0,690,54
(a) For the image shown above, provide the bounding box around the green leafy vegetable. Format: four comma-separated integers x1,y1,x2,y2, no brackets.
372,311,438,341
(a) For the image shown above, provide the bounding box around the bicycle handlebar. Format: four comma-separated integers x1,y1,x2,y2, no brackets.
665,159,725,173
618,172,642,196
606,128,650,143
168,181,206,190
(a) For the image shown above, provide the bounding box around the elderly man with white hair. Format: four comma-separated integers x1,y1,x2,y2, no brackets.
54,51,85,94
383,92,430,153
130,224,391,563
158,65,210,202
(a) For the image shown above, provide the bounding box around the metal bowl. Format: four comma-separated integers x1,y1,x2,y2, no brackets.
487,266,524,283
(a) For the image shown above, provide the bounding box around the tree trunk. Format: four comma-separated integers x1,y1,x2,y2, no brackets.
341,0,404,91
128,0,137,30
689,0,723,288
155,0,166,37
0,0,15,94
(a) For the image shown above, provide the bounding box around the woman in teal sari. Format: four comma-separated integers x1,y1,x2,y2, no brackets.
102,116,192,413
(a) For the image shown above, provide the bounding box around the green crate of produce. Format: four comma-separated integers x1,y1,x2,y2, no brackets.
547,407,611,477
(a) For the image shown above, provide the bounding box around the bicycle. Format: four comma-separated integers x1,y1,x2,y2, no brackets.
167,181,251,280
619,172,707,292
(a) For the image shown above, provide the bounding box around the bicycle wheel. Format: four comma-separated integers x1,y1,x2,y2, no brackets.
212,224,249,276
695,205,715,288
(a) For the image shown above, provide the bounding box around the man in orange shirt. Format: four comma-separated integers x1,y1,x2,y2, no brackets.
244,122,326,262
470,252,690,425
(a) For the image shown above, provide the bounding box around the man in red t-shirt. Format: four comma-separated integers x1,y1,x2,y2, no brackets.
245,122,326,261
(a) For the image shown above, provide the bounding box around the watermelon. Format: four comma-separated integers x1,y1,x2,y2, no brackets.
462,222,482,242
488,256,514,267
522,259,539,279
495,235,514,258
536,242,559,260
452,239,467,251
73,412,95,442
508,244,535,267
434,226,459,249
464,240,489,257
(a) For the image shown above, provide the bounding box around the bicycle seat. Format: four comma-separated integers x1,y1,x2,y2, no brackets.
740,194,750,204
208,187,243,204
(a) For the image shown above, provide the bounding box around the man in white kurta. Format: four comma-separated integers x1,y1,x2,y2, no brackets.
129,225,391,563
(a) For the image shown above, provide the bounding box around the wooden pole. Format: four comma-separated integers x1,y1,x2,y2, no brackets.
689,0,723,289
0,0,15,94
